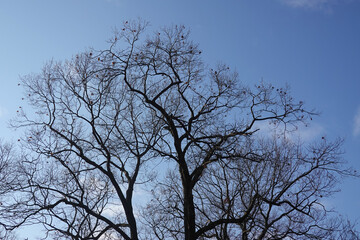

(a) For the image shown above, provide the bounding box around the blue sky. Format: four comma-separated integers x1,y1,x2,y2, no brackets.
1,0,360,237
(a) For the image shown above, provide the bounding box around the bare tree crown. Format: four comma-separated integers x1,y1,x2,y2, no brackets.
0,21,357,240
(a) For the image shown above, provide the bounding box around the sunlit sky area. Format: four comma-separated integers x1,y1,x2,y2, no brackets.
1,0,360,238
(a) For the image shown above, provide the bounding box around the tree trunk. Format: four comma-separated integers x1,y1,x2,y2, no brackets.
124,201,138,240
241,224,248,240
182,172,196,240
183,184,196,240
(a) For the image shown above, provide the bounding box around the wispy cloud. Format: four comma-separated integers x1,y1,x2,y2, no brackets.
254,121,325,142
281,0,331,9
0,106,7,118
290,123,325,141
353,107,360,137
103,0,124,5
280,0,355,11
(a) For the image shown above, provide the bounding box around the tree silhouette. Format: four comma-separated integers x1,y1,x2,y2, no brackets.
0,21,358,239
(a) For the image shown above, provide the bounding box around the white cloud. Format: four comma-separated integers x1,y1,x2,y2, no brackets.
353,107,360,137
103,202,125,217
102,187,150,217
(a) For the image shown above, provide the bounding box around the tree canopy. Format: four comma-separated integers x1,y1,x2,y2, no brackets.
0,21,358,240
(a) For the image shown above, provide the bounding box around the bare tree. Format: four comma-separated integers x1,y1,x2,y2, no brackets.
0,21,357,239
336,220,360,240
143,136,357,239
2,22,162,240
0,142,18,240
